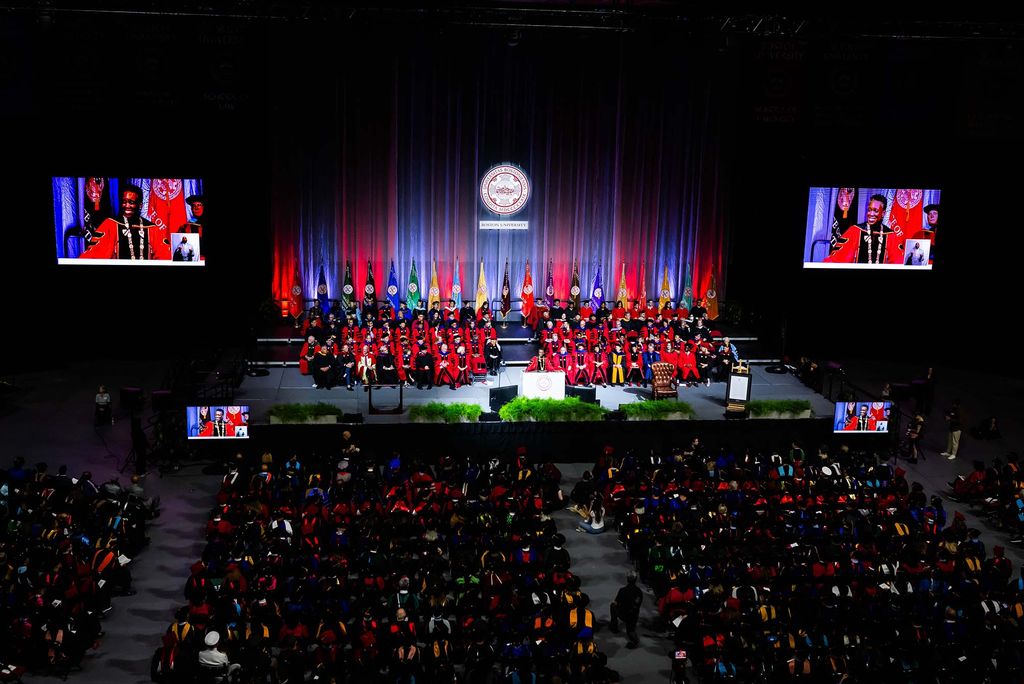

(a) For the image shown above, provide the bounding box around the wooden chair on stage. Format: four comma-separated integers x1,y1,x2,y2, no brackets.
650,362,678,400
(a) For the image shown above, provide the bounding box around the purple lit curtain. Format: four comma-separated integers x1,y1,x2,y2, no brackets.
271,32,729,310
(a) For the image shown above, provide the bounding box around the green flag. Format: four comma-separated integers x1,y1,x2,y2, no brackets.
341,260,355,311
406,259,421,310
681,262,693,310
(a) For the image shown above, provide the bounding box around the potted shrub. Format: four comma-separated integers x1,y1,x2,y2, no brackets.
409,402,482,424
619,399,695,421
498,396,607,422
267,402,344,424
746,399,813,420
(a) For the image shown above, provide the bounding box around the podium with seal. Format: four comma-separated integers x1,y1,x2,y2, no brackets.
521,371,566,399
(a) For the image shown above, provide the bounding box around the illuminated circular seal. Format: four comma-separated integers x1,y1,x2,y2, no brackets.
522,284,533,295
480,164,531,216
343,284,354,295
387,285,398,297
317,283,328,295
408,282,418,294
290,285,302,297
365,283,375,295
537,376,552,391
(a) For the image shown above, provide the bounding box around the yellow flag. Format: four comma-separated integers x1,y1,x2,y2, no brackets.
658,266,672,310
427,260,440,309
616,262,629,307
475,260,489,311
706,271,719,320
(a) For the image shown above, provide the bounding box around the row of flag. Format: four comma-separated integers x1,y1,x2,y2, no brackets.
289,259,718,320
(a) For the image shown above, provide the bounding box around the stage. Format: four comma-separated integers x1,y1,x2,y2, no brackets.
236,364,834,423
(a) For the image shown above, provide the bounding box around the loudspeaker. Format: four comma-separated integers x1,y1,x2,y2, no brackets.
479,411,501,422
151,390,174,413
120,387,143,411
342,412,364,424
566,386,597,404
489,385,519,412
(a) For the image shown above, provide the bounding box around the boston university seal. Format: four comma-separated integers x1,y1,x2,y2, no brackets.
480,164,531,216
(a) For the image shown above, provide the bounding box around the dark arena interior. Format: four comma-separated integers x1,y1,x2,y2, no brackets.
2,2,1024,682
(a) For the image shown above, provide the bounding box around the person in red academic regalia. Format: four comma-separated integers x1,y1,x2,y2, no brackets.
200,409,236,437
678,343,701,385
660,342,680,379
825,194,905,265
435,343,458,389
844,405,877,431
570,345,591,386
299,335,318,375
80,184,162,260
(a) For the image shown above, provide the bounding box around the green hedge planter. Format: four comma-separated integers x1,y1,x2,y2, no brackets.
409,402,483,424
619,399,695,421
746,399,813,419
267,402,344,424
498,396,608,422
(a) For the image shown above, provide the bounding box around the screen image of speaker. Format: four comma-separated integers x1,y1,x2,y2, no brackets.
489,385,519,412
565,386,598,404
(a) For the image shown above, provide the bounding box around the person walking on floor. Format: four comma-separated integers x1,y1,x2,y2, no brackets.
943,399,962,460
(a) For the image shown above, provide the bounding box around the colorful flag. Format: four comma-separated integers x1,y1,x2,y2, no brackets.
451,258,463,309
475,260,489,312
829,187,858,256
544,260,555,308
288,262,303,319
706,270,719,320
386,260,401,311
636,262,647,307
520,260,535,320
658,266,672,311
616,262,629,307
317,265,330,315
146,178,187,260
681,262,693,310
364,261,376,301
406,259,421,310
341,260,355,311
569,261,581,309
500,258,512,317
590,264,604,311
427,260,441,309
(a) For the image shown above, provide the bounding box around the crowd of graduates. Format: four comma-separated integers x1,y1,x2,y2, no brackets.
154,439,621,684
0,458,156,676
296,294,735,391
576,441,1024,682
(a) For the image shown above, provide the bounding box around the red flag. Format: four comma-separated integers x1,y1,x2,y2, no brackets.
520,260,535,320
636,262,647,309
147,179,188,260
289,263,304,319
887,189,924,265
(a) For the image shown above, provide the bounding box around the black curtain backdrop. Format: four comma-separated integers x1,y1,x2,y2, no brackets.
269,28,732,311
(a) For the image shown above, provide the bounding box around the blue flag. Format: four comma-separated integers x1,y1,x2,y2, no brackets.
386,261,401,311
589,264,604,311
451,259,463,309
317,265,330,315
